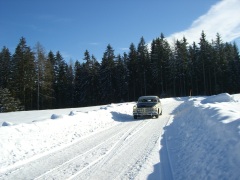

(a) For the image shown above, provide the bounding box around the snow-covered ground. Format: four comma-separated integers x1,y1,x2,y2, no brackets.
0,93,240,179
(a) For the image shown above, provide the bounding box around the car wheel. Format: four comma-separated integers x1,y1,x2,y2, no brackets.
134,115,138,119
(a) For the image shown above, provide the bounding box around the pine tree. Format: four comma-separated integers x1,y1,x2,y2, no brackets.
173,37,189,96
99,44,115,104
66,62,74,107
91,55,101,105
126,43,138,101
137,37,150,96
34,42,46,109
212,33,224,94
46,51,56,108
199,31,211,95
188,42,200,95
11,37,36,110
0,47,11,89
0,88,23,112
225,42,240,93
150,33,171,96
55,51,68,108
73,60,82,106
81,50,94,106
114,54,128,102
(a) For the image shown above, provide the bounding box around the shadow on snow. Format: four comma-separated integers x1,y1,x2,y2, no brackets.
148,97,192,180
148,96,240,180
110,111,142,122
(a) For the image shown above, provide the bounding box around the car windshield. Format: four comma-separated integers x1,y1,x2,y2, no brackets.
138,98,157,103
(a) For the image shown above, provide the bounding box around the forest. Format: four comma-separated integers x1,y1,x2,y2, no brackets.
0,31,240,112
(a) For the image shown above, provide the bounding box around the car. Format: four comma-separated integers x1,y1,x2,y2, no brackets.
133,96,162,119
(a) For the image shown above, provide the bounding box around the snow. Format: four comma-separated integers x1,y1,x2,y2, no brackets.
162,93,240,180
0,93,240,179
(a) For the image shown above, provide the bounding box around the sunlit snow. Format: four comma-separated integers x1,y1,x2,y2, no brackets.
0,93,239,179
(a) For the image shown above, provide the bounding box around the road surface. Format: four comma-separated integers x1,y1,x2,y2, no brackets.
0,116,170,180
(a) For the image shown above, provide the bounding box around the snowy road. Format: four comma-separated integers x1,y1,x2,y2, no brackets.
0,116,170,180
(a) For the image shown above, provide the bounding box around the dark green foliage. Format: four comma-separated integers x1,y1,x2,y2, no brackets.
73,60,82,106
0,47,11,89
150,33,171,97
99,44,116,104
0,33,240,112
0,88,23,112
137,37,150,97
114,54,128,102
126,43,138,101
73,51,101,107
34,42,55,110
54,51,68,108
11,37,36,110
66,64,74,107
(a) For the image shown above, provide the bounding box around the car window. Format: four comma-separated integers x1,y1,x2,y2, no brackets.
139,98,158,103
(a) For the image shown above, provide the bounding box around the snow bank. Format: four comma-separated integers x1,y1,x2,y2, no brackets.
162,94,240,179
201,93,235,104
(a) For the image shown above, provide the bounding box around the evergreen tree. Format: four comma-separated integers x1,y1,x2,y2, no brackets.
91,55,101,105
169,40,180,96
150,33,171,96
126,43,138,101
55,51,68,108
114,54,128,102
81,50,95,106
73,60,82,106
46,51,56,108
188,42,200,95
0,47,11,89
1,32,240,111
11,37,36,110
174,37,189,96
99,44,115,104
212,33,225,94
137,37,150,96
34,42,48,109
198,31,213,95
0,88,23,112
66,62,74,107
225,42,240,93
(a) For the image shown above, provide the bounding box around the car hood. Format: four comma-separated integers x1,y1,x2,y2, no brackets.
137,103,157,108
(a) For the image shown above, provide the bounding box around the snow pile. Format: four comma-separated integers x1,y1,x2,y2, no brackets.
1,121,13,126
50,114,63,119
162,93,240,179
69,111,78,116
201,93,235,104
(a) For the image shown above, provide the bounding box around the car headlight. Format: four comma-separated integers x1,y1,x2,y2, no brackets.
152,106,158,112
133,105,137,109
153,105,157,110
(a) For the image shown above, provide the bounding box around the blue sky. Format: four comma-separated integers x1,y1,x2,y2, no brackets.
1,0,240,62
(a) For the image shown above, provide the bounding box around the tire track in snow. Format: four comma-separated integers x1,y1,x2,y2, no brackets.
68,118,153,180
160,115,174,180
1,115,171,180
71,116,169,180
35,120,147,180
0,120,147,180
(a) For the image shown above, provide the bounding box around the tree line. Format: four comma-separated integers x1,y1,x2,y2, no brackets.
0,31,240,112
